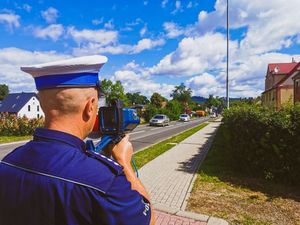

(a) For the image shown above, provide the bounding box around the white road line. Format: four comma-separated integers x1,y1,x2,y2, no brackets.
150,127,161,131
129,130,146,135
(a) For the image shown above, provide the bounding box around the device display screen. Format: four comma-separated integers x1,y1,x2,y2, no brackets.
103,108,116,129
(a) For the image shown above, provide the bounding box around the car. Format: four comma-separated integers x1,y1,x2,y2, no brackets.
179,114,190,122
149,114,170,126
210,113,217,118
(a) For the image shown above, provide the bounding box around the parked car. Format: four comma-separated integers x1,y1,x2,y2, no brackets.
179,114,190,122
149,114,170,126
210,113,217,118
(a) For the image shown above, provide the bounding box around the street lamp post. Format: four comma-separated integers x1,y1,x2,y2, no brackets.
226,0,229,109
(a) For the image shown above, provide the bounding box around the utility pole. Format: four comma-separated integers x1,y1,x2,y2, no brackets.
226,0,230,109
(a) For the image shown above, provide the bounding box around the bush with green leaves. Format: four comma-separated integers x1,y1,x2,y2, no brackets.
222,105,300,186
0,114,44,136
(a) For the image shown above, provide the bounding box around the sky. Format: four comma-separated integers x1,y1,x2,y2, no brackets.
0,0,300,99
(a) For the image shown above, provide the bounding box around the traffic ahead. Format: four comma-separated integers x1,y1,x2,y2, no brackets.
0,117,209,159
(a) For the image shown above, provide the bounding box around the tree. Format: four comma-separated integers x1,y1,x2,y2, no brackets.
204,95,225,114
170,83,192,106
0,84,9,101
150,92,167,108
126,92,149,106
144,104,159,122
101,79,129,106
166,100,184,120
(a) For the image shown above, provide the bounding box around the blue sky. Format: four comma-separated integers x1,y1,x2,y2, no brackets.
1,0,300,98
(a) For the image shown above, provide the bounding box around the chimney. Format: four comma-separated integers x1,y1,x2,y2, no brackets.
292,57,296,63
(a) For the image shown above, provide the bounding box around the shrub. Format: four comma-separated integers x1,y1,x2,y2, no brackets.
0,114,44,136
222,105,300,186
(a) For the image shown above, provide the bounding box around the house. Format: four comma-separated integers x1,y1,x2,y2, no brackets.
261,61,300,109
293,71,300,104
0,92,44,119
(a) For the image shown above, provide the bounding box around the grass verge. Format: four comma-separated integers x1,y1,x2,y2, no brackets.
0,136,32,144
186,125,300,225
134,122,209,169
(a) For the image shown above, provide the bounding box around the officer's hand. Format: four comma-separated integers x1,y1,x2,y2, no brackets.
111,134,133,167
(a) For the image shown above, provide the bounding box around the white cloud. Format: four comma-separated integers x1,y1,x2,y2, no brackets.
187,2,193,8
195,0,300,54
92,17,104,25
33,24,64,41
148,0,300,98
0,12,20,30
0,48,70,92
73,38,165,56
23,4,32,12
122,61,140,71
186,73,222,97
41,7,59,23
72,43,130,56
69,24,165,56
140,24,147,37
172,1,182,14
149,33,237,76
104,19,114,29
131,38,165,54
126,18,143,27
67,27,118,46
163,22,185,38
161,0,168,8
111,70,174,98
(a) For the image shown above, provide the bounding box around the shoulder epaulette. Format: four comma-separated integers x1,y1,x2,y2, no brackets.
86,150,123,175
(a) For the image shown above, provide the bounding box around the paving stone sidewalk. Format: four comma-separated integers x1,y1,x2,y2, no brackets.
139,119,228,225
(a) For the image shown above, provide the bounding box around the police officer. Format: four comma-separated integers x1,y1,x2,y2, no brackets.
0,55,154,225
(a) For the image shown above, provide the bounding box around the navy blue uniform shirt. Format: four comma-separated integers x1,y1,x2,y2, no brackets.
0,128,151,225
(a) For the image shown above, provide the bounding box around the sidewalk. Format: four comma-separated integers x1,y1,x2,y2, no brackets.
139,119,228,225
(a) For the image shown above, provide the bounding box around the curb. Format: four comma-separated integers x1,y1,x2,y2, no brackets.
180,127,217,211
152,120,228,225
153,204,228,225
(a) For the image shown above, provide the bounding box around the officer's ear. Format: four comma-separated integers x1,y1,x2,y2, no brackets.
83,96,97,122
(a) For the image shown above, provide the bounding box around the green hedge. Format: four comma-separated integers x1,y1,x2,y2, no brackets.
0,115,44,136
222,105,300,185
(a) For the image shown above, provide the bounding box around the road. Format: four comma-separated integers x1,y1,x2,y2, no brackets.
130,117,209,151
0,117,209,160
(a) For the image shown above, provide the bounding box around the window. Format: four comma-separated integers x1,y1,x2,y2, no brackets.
28,105,31,112
37,114,40,118
37,105,39,112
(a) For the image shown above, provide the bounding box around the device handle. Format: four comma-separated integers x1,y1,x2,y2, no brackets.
94,135,113,152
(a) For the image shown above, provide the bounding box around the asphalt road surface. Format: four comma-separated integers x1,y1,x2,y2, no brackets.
0,117,209,160
130,117,209,151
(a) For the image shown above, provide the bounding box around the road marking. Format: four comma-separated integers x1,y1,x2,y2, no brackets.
129,130,146,135
150,127,161,131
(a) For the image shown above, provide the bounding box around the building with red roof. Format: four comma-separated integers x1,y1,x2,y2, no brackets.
262,60,300,109
293,71,300,104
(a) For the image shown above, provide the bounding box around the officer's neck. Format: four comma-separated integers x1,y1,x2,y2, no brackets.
44,117,87,140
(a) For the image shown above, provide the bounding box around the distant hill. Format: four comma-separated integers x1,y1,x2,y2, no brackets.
191,96,207,104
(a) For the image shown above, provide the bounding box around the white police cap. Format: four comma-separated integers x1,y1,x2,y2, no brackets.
21,55,108,90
